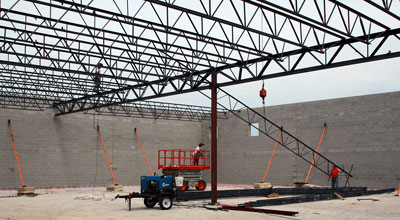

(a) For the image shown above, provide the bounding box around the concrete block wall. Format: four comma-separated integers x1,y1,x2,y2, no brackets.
0,91,399,189
0,108,203,189
212,91,400,188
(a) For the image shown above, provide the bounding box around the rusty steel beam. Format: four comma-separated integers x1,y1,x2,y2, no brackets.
211,71,218,204
219,204,298,216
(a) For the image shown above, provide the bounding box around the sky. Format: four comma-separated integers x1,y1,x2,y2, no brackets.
147,1,400,109
2,0,399,110
157,57,400,108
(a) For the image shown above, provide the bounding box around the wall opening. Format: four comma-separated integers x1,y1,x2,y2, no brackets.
250,123,259,136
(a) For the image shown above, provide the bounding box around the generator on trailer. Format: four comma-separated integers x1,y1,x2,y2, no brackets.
115,175,182,210
116,149,210,210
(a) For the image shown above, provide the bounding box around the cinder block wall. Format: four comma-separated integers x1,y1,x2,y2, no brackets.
1,91,399,189
212,92,400,189
0,109,203,189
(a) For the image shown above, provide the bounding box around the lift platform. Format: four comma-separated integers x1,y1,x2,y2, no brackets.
158,149,210,191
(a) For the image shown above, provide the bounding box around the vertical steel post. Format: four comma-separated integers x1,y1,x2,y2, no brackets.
128,196,132,211
211,72,218,204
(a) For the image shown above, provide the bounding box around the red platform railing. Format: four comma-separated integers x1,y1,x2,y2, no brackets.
158,149,210,170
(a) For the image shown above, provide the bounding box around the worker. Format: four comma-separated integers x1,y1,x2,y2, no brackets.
193,143,204,165
94,63,103,94
328,165,343,188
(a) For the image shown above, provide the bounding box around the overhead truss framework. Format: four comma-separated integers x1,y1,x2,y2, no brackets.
1,0,400,118
83,100,228,122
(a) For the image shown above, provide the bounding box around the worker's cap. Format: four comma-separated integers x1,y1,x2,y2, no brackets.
199,143,204,147
96,62,103,68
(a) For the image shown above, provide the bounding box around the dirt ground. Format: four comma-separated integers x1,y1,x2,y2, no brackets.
1,185,399,220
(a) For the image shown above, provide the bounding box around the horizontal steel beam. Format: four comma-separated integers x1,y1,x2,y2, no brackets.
245,188,395,207
176,187,371,200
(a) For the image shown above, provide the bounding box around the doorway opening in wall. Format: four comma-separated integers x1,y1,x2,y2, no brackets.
250,123,259,136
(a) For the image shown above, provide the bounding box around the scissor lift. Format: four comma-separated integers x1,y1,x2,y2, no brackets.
158,149,210,191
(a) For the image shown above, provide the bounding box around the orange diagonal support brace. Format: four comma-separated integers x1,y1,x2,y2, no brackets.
305,123,327,183
134,128,153,176
262,129,282,183
97,126,117,185
8,120,25,187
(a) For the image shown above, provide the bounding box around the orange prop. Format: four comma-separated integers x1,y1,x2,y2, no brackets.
262,130,282,183
97,126,117,185
8,120,25,187
305,124,327,183
135,129,153,176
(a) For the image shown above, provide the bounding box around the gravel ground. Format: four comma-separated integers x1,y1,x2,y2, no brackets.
0,185,399,220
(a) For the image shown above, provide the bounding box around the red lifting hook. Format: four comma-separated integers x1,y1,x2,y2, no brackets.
260,82,267,104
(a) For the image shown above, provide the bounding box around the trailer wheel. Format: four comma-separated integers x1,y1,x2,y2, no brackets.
159,196,173,210
195,180,207,191
144,197,157,208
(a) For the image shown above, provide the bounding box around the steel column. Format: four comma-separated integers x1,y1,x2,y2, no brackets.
211,71,218,204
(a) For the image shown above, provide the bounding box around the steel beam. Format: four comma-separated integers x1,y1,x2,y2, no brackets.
81,100,228,122
363,0,400,21
176,187,372,201
199,87,353,177
51,28,400,115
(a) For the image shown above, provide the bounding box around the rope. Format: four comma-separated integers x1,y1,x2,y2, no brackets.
174,200,210,209
93,111,100,192
74,194,115,202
